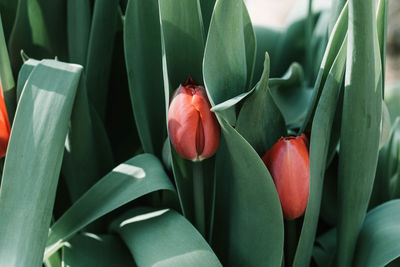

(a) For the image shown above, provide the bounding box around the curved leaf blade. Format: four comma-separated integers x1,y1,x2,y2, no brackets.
46,153,175,257
354,200,400,267
293,36,347,267
159,0,205,90
212,116,284,266
0,60,82,267
124,0,166,155
336,0,383,265
63,233,135,267
203,0,255,106
110,207,221,266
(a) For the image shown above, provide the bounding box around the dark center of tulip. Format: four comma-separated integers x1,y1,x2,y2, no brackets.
195,111,205,155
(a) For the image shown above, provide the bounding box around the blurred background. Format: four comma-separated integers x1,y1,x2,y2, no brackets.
245,0,400,85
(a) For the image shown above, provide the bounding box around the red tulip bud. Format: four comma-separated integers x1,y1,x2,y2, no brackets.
0,83,10,158
167,78,220,161
262,134,309,220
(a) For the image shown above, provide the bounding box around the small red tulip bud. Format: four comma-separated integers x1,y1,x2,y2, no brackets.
167,78,220,161
0,83,10,158
262,134,310,220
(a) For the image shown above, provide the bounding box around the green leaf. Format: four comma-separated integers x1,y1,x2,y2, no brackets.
67,0,91,66
328,0,346,33
16,59,39,101
124,0,166,155
271,6,311,77
336,0,383,265
376,0,388,93
313,228,336,267
199,0,216,34
0,60,82,267
253,26,282,86
110,207,221,266
370,117,400,208
203,0,255,105
159,0,215,232
45,154,175,258
63,233,135,267
62,73,114,201
236,53,287,155
85,0,118,121
0,14,16,123
159,0,205,93
307,10,330,84
211,117,283,266
300,2,348,133
293,35,347,267
8,0,68,75
354,200,400,266
269,62,311,129
0,0,18,41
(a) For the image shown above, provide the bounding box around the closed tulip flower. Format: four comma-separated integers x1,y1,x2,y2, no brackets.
0,83,10,158
262,134,309,220
167,78,220,161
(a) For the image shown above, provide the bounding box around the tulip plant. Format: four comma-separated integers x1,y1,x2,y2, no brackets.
0,0,398,266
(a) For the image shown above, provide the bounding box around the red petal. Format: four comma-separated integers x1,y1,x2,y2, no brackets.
262,135,309,219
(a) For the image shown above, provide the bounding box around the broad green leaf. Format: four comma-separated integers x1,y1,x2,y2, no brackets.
0,60,82,267
300,3,348,133
293,36,347,267
211,117,283,266
85,0,118,121
63,233,135,267
354,200,400,266
269,62,311,129
159,0,205,92
203,0,255,106
124,0,166,155
67,0,91,66
0,14,16,122
314,200,400,266
45,154,175,258
62,73,114,201
336,0,382,265
110,207,221,266
236,53,287,155
8,0,68,75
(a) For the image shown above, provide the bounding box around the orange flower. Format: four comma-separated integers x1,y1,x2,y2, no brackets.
167,78,220,161
0,83,10,158
262,134,309,219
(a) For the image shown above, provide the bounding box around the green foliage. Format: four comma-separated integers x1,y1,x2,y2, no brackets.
0,60,82,266
0,0,395,266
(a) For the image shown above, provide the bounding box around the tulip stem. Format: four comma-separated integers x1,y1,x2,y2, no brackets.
193,162,205,237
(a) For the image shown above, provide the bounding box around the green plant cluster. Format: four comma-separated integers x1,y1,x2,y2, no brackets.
0,0,398,266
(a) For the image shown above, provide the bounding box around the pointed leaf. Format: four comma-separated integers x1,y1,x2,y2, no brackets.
0,60,82,267
124,0,166,155
46,154,175,258
203,0,255,105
